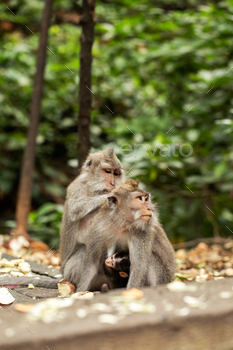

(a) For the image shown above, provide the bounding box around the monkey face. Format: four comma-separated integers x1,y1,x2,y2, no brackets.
105,252,130,278
81,148,125,194
101,164,122,190
131,192,152,221
107,186,152,228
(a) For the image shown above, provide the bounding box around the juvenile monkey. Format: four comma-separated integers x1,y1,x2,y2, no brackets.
77,179,176,291
105,251,130,280
60,147,125,286
86,251,130,291
104,252,130,289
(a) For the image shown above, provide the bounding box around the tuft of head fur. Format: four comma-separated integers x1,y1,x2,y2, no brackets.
103,147,114,159
81,147,124,175
112,179,139,196
119,179,139,191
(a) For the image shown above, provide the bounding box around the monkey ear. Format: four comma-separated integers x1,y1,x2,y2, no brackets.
107,195,118,208
119,271,128,278
84,159,92,170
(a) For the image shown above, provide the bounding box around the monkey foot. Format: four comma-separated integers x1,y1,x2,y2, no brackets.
101,284,110,293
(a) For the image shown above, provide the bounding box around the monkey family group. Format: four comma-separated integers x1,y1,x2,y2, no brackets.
59,147,176,293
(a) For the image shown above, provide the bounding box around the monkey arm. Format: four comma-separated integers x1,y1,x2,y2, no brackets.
76,250,102,292
127,231,152,289
76,225,108,291
62,245,86,287
60,194,108,271
67,194,108,222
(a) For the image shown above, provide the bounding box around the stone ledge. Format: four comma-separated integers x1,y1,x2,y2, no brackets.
1,278,233,350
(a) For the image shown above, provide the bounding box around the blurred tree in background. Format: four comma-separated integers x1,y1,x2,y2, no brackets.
0,0,233,248
15,0,53,237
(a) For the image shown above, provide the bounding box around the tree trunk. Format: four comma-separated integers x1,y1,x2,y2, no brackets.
77,0,96,171
15,0,53,236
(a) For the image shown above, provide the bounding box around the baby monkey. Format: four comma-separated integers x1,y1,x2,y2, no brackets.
104,251,130,288
90,251,130,291
77,179,175,291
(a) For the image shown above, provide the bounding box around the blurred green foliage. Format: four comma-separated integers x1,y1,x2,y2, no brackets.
0,0,233,247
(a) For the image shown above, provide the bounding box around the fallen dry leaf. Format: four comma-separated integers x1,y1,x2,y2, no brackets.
121,288,144,299
29,241,50,252
14,303,34,313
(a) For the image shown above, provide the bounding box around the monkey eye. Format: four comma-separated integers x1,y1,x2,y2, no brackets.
145,196,148,201
137,196,143,201
114,172,120,176
104,169,112,174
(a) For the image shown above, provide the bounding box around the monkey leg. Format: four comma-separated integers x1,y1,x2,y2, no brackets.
146,254,174,286
146,254,160,287
76,259,100,292
127,233,151,289
76,245,104,292
63,245,86,287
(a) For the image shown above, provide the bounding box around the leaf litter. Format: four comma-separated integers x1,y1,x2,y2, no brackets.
2,237,233,321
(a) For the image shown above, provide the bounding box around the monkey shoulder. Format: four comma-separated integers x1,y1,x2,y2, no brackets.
66,177,87,198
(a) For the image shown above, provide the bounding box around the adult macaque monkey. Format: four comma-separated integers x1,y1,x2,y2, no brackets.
60,147,125,286
77,179,176,291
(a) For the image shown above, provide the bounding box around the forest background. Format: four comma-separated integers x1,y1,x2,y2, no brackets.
1,0,233,249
